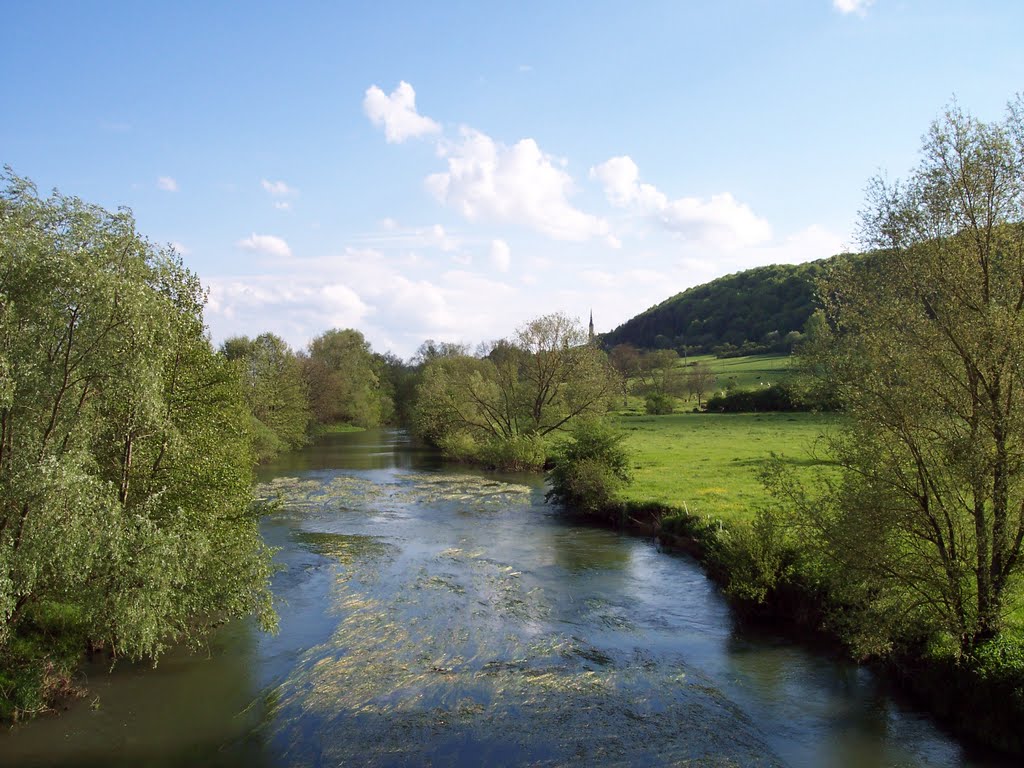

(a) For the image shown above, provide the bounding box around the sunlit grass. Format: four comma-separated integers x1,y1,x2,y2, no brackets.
614,411,838,525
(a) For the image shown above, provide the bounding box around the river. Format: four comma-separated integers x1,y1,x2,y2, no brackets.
1,429,1012,766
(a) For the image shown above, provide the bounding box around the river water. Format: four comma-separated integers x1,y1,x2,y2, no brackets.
1,429,1012,767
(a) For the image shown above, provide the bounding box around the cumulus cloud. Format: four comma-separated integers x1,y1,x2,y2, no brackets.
590,155,771,249
157,176,178,192
426,127,609,241
203,247,528,357
490,239,511,272
833,0,875,15
659,193,771,248
236,233,293,258
590,156,666,209
363,81,441,143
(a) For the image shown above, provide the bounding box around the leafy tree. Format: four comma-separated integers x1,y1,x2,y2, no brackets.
302,328,391,427
776,98,1024,654
221,333,311,460
0,172,275,713
412,313,618,468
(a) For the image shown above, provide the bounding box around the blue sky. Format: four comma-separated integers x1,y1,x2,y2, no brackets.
3,1,1023,356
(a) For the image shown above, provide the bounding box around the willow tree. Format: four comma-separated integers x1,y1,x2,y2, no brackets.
412,313,618,468
0,172,275,712
222,333,311,460
782,99,1024,653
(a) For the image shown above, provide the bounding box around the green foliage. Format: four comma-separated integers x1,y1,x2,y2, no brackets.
546,420,633,515
705,383,803,413
774,98,1024,655
221,333,312,461
602,259,842,353
0,172,275,717
411,313,618,469
302,328,391,428
710,507,794,605
644,392,675,414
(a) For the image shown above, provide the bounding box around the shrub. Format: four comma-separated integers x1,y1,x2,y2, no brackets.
644,392,675,414
705,383,803,412
546,420,633,515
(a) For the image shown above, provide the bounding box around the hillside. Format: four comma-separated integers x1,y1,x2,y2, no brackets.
602,256,846,352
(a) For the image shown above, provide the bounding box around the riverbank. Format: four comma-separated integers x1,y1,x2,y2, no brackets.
593,412,1024,757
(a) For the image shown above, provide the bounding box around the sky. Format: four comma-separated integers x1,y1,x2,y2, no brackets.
3,1,1023,358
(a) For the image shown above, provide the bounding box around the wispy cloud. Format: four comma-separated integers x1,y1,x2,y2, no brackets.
157,176,178,192
261,178,297,197
833,0,875,16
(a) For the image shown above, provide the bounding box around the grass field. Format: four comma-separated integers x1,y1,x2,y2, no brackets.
614,411,838,526
687,352,793,390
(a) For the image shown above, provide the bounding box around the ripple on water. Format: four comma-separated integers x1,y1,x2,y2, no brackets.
251,470,783,766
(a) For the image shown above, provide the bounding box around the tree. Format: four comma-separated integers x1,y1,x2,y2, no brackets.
780,98,1024,653
411,313,618,468
302,328,390,427
685,362,716,409
0,172,275,713
608,343,641,406
221,333,311,460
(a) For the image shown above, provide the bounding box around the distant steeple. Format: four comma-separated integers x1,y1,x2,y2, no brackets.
588,310,595,343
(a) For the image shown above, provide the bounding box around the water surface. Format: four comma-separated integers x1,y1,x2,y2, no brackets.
1,429,1011,766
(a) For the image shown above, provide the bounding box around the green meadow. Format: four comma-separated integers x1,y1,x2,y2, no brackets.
689,352,793,391
614,411,838,526
613,352,827,526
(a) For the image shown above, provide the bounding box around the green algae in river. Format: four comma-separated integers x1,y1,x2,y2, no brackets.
291,531,393,565
255,472,533,521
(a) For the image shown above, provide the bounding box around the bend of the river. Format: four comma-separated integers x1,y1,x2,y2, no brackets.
1,429,1012,767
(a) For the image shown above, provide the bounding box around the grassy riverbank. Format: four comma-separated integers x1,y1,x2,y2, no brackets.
609,409,1024,755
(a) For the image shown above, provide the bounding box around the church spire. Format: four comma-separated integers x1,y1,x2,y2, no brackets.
588,309,595,343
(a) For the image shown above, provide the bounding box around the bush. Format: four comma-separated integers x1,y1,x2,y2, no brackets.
478,434,547,471
705,383,803,412
707,507,794,605
644,392,675,414
546,420,633,516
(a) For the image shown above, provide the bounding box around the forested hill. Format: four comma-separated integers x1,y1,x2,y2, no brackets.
602,256,846,352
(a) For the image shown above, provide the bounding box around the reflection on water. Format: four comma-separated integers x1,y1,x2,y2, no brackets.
1,429,1013,767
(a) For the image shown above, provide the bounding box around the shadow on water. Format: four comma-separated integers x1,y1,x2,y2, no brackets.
1,428,1016,767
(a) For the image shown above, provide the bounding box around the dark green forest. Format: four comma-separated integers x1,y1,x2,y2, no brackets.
602,258,846,354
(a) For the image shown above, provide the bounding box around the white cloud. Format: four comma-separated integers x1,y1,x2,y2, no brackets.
363,81,441,143
590,156,666,209
261,178,297,197
157,176,178,192
273,201,292,211
236,233,293,259
169,240,191,255
660,193,771,249
428,224,459,252
426,127,609,241
203,248,531,357
490,239,511,272
833,0,874,15
590,155,771,249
